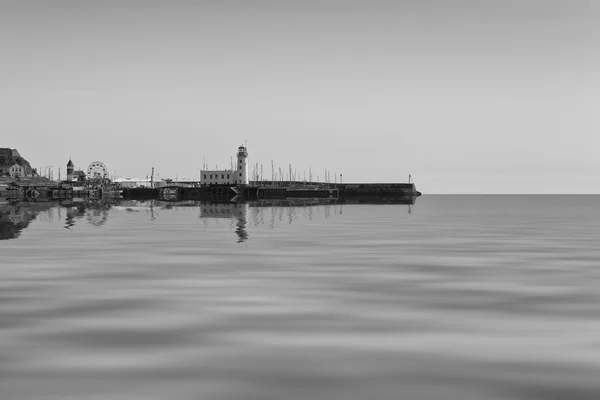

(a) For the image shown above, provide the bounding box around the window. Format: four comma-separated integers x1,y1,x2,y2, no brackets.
239,165,241,170
204,175,206,179
221,174,224,179
239,173,242,177
210,174,213,179
227,174,230,179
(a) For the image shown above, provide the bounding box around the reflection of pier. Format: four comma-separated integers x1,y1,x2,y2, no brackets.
2,196,418,243
246,198,344,228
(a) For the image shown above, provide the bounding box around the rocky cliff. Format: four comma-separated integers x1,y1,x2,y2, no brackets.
0,148,35,177
0,148,34,172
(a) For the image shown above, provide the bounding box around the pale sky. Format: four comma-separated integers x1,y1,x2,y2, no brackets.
1,0,598,193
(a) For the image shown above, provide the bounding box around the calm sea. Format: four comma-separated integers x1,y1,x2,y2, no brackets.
1,195,599,400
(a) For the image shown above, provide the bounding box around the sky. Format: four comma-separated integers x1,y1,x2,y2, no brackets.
0,0,598,193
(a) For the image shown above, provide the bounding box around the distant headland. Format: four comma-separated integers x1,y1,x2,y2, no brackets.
0,148,36,178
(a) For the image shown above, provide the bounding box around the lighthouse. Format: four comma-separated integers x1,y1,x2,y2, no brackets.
66,158,74,182
199,145,249,186
237,145,248,185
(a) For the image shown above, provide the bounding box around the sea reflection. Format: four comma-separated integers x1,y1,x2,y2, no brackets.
146,198,351,243
0,197,416,242
0,201,40,240
0,199,113,240
2,195,599,400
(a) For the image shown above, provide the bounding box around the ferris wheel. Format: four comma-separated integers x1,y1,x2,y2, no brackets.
87,161,109,180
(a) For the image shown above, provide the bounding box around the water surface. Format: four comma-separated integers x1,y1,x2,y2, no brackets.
1,196,599,399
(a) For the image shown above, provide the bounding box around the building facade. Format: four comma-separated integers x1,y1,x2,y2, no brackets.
0,164,25,178
200,145,249,186
0,163,34,178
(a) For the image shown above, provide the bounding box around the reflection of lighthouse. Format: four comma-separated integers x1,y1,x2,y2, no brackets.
200,203,248,242
235,212,248,242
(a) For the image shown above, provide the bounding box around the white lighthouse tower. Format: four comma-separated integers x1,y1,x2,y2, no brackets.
237,145,249,185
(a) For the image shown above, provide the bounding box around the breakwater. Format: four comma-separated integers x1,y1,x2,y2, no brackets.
122,182,420,202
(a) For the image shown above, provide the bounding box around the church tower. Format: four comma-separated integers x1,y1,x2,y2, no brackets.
236,145,248,185
66,159,74,182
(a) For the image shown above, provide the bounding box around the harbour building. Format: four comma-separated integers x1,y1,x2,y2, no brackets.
66,159,86,182
0,163,27,178
200,145,248,186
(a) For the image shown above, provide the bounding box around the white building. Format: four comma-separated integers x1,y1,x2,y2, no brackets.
7,163,25,178
200,145,248,186
0,163,34,178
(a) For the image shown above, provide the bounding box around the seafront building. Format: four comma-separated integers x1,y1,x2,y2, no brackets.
65,159,86,182
200,145,249,186
0,163,27,178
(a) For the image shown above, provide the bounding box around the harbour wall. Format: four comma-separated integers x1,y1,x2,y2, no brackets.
122,182,420,202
